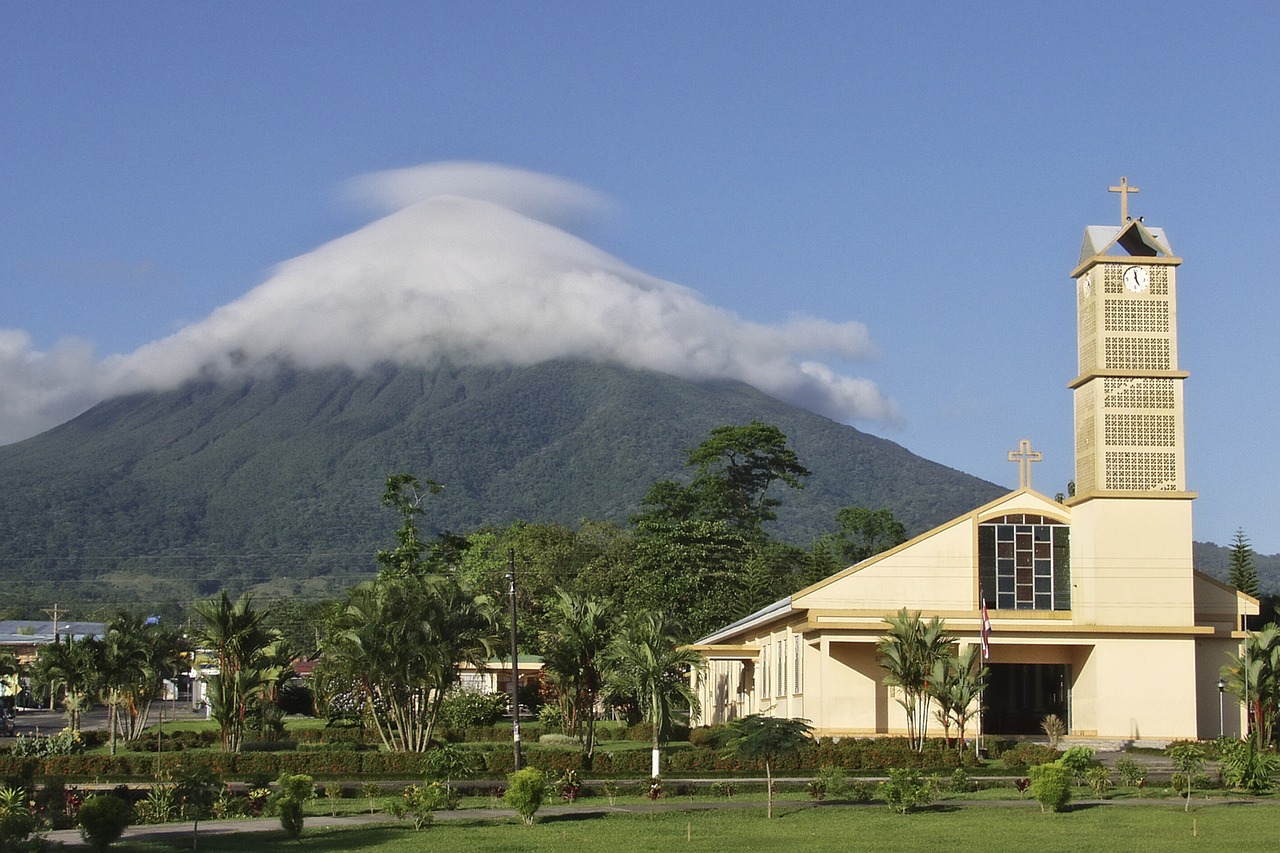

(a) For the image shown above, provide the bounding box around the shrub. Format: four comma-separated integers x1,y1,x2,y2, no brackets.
810,765,851,801
539,733,578,746
1218,738,1280,794
393,782,455,830
1029,762,1072,812
272,772,315,840
1084,766,1112,797
847,780,874,803
438,690,509,731
1166,742,1207,809
878,768,932,814
1040,714,1066,747
505,767,546,826
948,767,976,794
0,785,37,851
558,769,582,802
1059,746,1096,783
1115,755,1148,788
688,725,734,749
135,784,177,824
536,704,566,734
1000,741,1060,772
78,794,134,852
423,743,479,783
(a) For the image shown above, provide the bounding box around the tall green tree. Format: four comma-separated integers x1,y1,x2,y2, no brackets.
629,422,810,636
823,506,908,566
877,609,954,752
99,614,186,750
603,612,702,779
1228,529,1261,598
683,421,811,534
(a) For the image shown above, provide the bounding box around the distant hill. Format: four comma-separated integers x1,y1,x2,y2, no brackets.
1192,541,1280,599
0,360,1006,616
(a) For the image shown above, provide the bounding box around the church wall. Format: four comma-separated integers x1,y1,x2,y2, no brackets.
814,639,884,736
1083,637,1199,739
1067,498,1196,627
1193,573,1256,632
799,521,977,612
1195,636,1245,739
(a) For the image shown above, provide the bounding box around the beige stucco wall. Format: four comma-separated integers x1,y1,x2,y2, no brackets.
1068,497,1196,626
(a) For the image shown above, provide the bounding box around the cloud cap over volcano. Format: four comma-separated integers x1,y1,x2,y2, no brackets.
1,164,898,444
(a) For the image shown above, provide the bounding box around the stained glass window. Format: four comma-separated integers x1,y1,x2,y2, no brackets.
978,514,1070,611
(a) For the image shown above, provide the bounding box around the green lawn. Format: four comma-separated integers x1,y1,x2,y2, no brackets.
105,803,1278,853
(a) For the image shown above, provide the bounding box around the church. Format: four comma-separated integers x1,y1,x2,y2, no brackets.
691,181,1256,743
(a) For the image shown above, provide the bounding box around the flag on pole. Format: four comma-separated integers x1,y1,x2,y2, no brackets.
980,597,992,660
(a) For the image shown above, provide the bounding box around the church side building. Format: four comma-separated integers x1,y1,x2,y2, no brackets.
691,187,1256,743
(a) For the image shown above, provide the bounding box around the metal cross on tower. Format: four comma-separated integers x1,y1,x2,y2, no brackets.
1008,439,1043,490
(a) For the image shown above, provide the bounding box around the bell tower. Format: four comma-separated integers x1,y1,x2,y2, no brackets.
1065,179,1196,626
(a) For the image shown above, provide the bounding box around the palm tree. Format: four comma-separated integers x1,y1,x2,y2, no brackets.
603,611,703,779
34,635,99,731
540,589,614,768
1222,622,1280,744
931,644,987,750
99,617,150,754
878,609,953,752
193,592,275,752
321,576,499,752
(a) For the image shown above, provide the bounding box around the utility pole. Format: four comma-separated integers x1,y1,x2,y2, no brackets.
42,603,61,640
507,549,522,771
41,603,62,710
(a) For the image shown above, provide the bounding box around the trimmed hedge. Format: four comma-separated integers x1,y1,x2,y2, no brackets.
0,734,982,781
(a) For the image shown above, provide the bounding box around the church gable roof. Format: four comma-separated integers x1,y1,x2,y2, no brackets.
1079,220,1174,263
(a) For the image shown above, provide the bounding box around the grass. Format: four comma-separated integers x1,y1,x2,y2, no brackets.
103,802,1280,853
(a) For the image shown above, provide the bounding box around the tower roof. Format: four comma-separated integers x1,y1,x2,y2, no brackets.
1079,219,1173,264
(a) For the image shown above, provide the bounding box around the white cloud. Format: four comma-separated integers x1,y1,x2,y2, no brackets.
1,163,899,444
344,161,614,229
0,331,105,445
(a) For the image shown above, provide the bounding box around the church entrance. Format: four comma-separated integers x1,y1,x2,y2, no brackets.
983,664,1070,735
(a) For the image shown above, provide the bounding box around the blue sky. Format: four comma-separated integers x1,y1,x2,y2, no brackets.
3,3,1277,552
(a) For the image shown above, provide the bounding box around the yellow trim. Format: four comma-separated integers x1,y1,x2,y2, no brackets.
1071,254,1182,278
1066,489,1198,506
1068,368,1190,390
687,643,760,658
808,621,1217,637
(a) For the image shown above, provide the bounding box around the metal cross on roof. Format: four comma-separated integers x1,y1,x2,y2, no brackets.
1008,439,1042,490
1109,176,1140,223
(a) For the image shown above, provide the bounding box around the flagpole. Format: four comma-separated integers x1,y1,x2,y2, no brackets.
978,596,991,758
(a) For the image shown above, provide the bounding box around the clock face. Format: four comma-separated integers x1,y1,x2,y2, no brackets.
1123,266,1150,293
1080,273,1092,297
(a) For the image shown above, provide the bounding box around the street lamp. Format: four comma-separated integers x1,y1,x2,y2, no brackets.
1217,677,1226,738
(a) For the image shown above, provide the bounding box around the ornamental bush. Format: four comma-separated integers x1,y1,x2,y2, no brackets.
878,768,933,814
505,767,547,826
1029,761,1072,812
78,793,134,852
272,772,315,840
